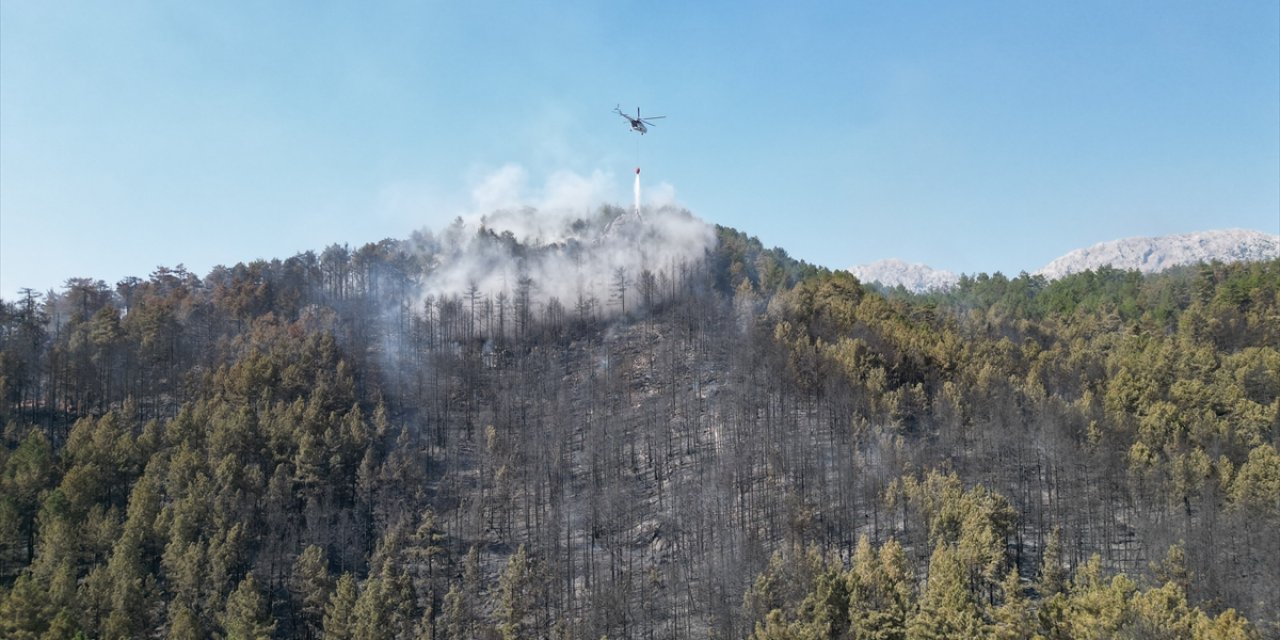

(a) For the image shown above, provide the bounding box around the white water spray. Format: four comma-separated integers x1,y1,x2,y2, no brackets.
633,167,641,215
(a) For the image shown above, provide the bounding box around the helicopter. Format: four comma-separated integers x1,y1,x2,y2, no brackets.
614,105,665,134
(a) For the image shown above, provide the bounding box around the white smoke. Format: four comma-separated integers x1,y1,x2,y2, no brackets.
417,165,715,315
469,164,528,214
462,164,614,243
646,181,678,209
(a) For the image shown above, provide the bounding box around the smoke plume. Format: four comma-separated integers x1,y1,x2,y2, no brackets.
415,166,715,315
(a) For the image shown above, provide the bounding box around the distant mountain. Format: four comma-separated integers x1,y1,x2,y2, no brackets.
848,258,958,293
1036,228,1280,280
848,228,1278,293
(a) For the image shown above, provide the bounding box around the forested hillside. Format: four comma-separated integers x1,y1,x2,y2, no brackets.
1,210,1276,639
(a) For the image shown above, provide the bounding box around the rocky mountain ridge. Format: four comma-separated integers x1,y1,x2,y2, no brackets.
1034,228,1279,280
847,259,958,292
849,228,1280,292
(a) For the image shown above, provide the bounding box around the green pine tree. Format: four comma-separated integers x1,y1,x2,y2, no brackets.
990,569,1032,640
323,572,359,640
0,574,51,640
167,602,202,640
292,544,333,639
907,544,986,640
220,575,276,640
1038,526,1066,597
496,544,535,640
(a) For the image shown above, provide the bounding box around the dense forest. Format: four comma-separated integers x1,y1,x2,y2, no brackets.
1,208,1276,639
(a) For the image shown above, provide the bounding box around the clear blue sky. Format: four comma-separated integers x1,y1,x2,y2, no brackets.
3,1,1278,297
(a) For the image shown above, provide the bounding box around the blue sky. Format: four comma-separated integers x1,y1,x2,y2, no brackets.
3,1,1278,297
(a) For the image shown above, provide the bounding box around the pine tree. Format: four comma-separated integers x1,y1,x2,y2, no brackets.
848,536,914,640
409,509,448,619
162,538,209,630
1055,554,1135,638
1038,526,1065,597
749,608,815,640
907,544,986,640
352,576,390,639
323,572,358,640
990,569,1032,640
440,545,483,640
801,569,851,639
0,430,55,565
167,602,202,640
101,529,159,639
39,607,80,640
76,563,112,639
414,598,436,640
1192,608,1257,640
220,575,276,640
348,565,418,640
496,544,535,640
292,544,333,640
742,543,827,628
0,574,51,640
440,584,474,640
382,568,419,639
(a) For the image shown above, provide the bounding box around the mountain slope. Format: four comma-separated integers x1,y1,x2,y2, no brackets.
1036,228,1279,279
1,214,1277,637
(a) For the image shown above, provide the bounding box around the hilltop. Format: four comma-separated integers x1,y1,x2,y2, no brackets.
0,210,1275,638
